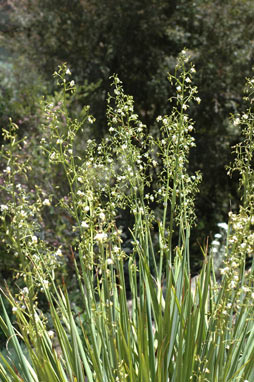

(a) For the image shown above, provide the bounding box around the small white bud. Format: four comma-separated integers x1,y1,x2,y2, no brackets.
31,235,38,244
48,330,55,338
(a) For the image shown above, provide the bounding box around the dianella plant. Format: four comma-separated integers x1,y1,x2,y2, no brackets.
0,52,254,382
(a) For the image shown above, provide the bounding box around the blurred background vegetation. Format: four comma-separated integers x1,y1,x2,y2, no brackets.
0,0,254,279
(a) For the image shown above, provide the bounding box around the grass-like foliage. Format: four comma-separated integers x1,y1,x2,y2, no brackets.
0,51,254,381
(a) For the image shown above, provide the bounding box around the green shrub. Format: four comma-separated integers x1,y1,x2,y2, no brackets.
0,53,254,381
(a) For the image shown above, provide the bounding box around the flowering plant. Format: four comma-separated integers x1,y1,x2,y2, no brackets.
1,53,254,381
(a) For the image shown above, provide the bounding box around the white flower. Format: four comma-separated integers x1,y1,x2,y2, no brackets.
31,235,38,244
12,306,18,313
233,118,240,126
243,114,248,120
182,104,187,110
48,330,55,338
156,115,162,122
218,222,228,231
43,199,51,206
55,248,62,257
195,97,201,104
163,118,168,125
56,138,63,144
84,205,90,212
70,80,75,87
4,166,11,174
88,116,94,124
20,209,27,218
229,235,237,244
99,212,106,221
22,287,29,294
77,190,85,196
106,258,114,265
94,232,107,242
81,221,89,228
42,280,49,288
50,152,56,160
66,68,71,75
176,85,181,92
1,204,8,212
185,77,191,83
220,266,230,275
190,67,196,73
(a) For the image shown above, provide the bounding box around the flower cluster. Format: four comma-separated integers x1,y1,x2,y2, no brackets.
229,79,254,209
156,58,202,229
